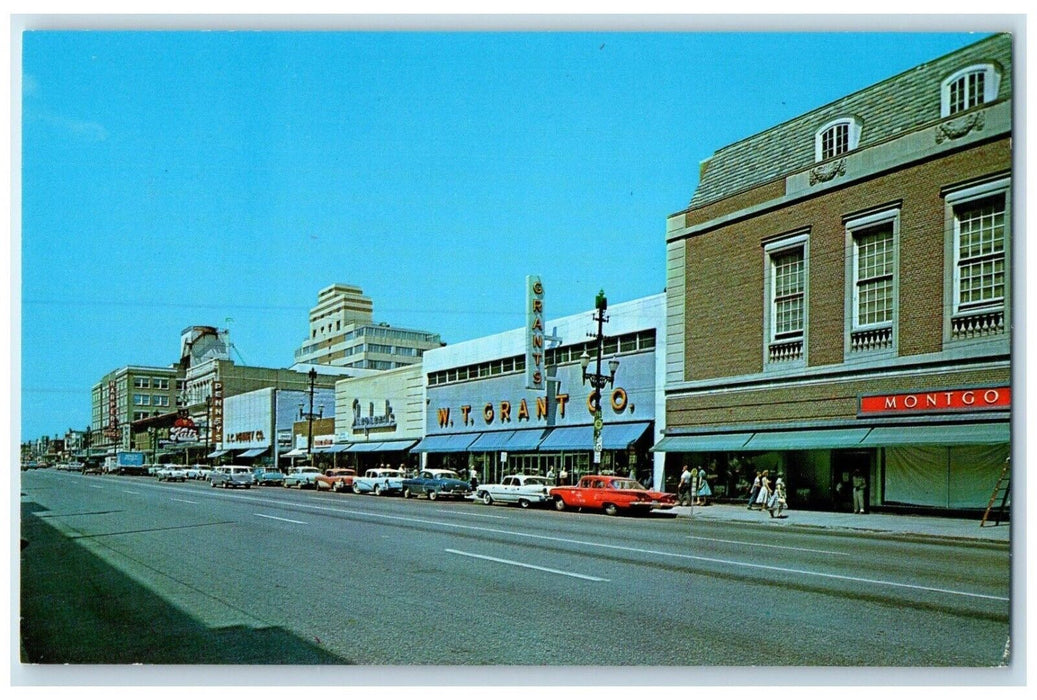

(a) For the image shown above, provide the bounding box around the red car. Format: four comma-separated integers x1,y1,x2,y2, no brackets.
549,475,676,516
314,468,358,493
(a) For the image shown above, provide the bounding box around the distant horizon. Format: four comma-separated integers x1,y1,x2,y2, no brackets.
15,23,1002,440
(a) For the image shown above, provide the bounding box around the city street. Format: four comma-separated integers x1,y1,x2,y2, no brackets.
20,469,1011,673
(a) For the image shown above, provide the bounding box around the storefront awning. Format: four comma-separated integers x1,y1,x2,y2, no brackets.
411,434,479,453
206,449,233,458
377,440,417,452
652,433,754,452
539,422,651,451
282,448,308,458
324,444,351,453
860,423,1009,447
743,428,872,451
348,442,386,452
469,431,515,451
505,429,549,451
239,448,268,458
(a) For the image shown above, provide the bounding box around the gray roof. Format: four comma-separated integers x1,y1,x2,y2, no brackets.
687,34,1013,209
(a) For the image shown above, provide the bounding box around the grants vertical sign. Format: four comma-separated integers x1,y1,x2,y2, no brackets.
526,275,545,391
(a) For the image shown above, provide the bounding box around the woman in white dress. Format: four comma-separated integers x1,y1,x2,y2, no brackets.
755,471,772,509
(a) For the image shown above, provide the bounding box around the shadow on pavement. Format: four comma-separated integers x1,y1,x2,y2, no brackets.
19,500,349,665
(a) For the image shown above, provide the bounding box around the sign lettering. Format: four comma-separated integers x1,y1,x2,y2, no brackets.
860,387,1011,415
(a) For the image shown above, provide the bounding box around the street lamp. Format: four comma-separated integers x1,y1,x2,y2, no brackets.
307,368,317,460
580,290,620,469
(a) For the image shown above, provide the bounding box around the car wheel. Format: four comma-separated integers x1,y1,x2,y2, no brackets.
518,498,530,509
481,492,493,506
554,497,567,511
428,490,438,502
603,503,619,516
403,487,412,499
374,484,383,496
210,481,216,488
352,483,362,494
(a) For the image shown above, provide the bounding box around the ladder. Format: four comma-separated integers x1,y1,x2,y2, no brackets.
980,459,1011,527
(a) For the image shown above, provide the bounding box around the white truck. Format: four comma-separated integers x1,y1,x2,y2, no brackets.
475,474,553,508
352,468,406,496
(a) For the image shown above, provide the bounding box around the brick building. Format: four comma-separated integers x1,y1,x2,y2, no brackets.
657,34,1013,513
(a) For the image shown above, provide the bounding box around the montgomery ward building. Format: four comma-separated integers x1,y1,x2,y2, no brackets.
658,34,1012,513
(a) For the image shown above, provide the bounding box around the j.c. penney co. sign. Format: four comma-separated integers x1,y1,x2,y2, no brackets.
859,386,1010,416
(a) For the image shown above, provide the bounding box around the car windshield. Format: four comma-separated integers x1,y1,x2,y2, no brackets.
609,479,646,490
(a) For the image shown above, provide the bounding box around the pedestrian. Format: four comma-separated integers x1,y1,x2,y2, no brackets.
696,467,711,506
755,471,772,511
678,465,692,506
469,468,479,491
547,467,556,485
747,471,762,510
768,474,787,518
852,469,867,514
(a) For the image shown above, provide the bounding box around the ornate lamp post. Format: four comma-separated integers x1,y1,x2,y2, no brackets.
307,368,317,460
580,290,620,470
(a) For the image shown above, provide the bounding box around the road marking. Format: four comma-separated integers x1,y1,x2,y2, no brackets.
120,490,140,495
147,489,1008,604
439,509,509,520
87,485,104,489
686,535,848,556
171,498,199,505
254,513,307,525
446,549,609,582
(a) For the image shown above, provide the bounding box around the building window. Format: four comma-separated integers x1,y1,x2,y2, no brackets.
133,377,150,388
152,395,170,407
133,394,151,406
845,209,899,356
814,117,861,162
941,64,1001,117
944,177,1009,341
764,233,809,366
153,378,169,390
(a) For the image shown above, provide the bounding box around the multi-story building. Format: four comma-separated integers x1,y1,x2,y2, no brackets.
293,283,443,370
90,364,183,451
658,34,1012,513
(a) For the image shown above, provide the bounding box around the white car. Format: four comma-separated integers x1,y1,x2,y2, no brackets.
352,468,406,496
184,464,212,480
156,466,188,482
475,474,553,508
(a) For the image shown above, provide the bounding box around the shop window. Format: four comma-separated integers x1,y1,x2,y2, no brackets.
764,232,809,368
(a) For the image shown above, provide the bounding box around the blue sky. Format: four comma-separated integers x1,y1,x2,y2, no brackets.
18,28,990,440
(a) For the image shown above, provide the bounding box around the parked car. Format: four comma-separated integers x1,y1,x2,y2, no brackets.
549,475,676,516
476,474,553,508
156,465,188,482
209,465,254,489
184,464,212,480
252,467,285,486
283,466,321,489
315,468,358,492
352,468,406,496
402,469,471,501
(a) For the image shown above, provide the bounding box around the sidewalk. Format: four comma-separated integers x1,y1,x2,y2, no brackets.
667,502,1011,543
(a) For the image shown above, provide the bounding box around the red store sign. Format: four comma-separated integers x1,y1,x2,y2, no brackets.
860,387,1011,415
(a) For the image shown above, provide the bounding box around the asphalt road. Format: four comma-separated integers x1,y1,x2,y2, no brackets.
19,469,1011,672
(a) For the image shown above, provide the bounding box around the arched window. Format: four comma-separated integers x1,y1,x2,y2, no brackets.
814,117,861,162
941,64,1001,117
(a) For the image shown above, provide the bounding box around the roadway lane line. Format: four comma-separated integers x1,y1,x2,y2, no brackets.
171,498,199,505
254,513,308,525
161,491,1010,603
446,549,609,582
119,490,140,495
439,509,509,520
686,535,848,556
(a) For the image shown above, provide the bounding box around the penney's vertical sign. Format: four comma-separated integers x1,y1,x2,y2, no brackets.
526,275,545,390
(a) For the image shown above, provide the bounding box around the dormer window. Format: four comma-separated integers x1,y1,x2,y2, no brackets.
941,64,1001,117
815,118,861,162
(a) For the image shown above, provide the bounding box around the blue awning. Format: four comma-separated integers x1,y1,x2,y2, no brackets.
860,423,1009,447
324,444,351,453
239,448,268,458
411,434,479,453
469,431,516,451
281,448,308,458
206,448,233,458
348,442,385,452
505,429,549,451
377,440,417,452
539,422,651,451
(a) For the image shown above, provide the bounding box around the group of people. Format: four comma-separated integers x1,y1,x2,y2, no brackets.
677,465,713,507
746,470,787,518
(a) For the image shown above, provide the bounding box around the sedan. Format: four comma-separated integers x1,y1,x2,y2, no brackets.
476,474,552,508
156,466,188,482
283,467,321,489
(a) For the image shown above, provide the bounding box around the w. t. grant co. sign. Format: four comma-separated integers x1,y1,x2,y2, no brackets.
859,386,1010,416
